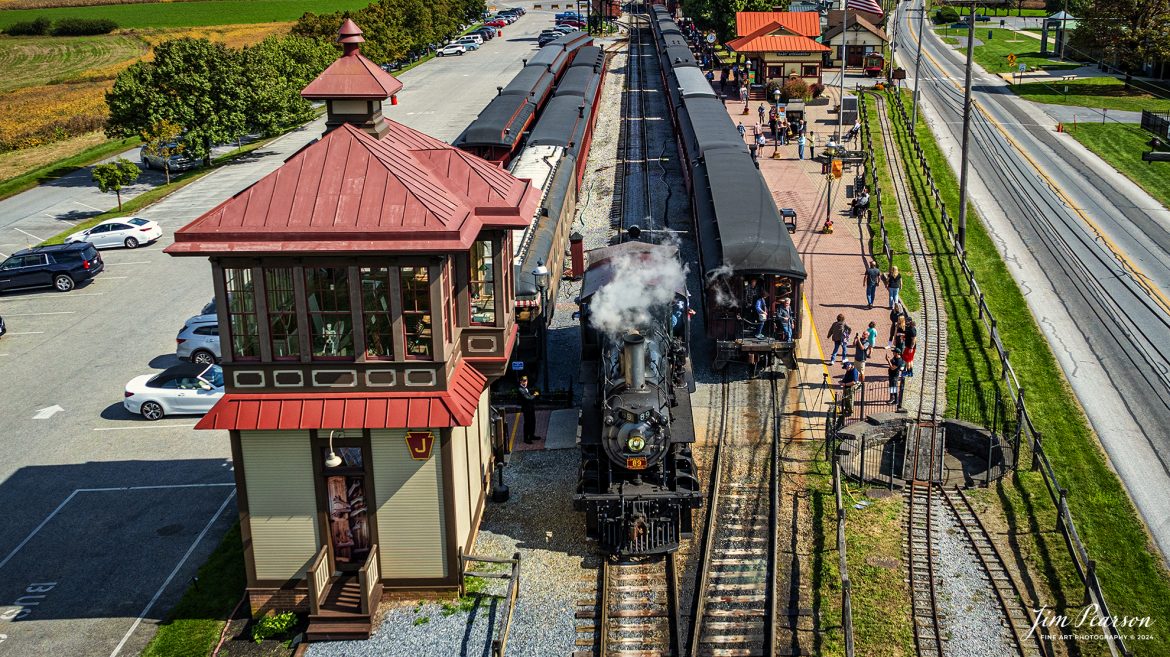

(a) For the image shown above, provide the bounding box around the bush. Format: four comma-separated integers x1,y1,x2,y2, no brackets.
782,77,809,102
809,82,825,99
6,16,51,35
251,611,297,644
50,18,118,35
933,6,959,24
765,80,783,102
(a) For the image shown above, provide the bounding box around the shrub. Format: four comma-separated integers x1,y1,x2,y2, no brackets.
933,6,959,24
809,82,825,99
765,80,783,102
50,18,118,35
6,17,51,35
782,77,809,102
251,611,297,644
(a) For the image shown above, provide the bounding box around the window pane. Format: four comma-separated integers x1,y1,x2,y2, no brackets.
469,239,496,325
266,268,299,359
360,267,393,359
400,266,431,358
225,268,259,359
305,267,353,358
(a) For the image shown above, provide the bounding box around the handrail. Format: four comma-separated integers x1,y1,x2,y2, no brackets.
307,545,330,616
883,86,1131,657
460,550,523,657
359,544,381,616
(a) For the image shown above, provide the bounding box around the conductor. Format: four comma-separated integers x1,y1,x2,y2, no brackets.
518,375,540,444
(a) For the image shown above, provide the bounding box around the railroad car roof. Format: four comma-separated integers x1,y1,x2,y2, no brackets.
554,66,601,99
658,23,683,36
696,149,806,279
680,98,747,156
515,155,577,298
570,45,604,69
674,66,716,98
664,46,698,67
580,242,686,301
527,95,591,149
501,65,555,101
551,31,592,52
456,94,536,148
526,46,570,71
664,35,688,48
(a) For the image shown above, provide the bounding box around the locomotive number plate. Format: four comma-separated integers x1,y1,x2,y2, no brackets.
626,457,648,470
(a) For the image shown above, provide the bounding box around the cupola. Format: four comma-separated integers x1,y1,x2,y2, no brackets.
300,19,404,138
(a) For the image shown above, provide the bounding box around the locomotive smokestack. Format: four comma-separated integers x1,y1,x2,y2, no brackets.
622,334,646,390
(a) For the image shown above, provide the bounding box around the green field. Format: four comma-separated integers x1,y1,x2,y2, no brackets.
0,33,145,91
1013,76,1170,112
0,0,372,30
935,27,1077,74
953,6,1048,16
1068,123,1170,210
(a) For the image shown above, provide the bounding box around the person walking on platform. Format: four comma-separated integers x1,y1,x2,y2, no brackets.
797,133,806,160
888,302,908,346
738,121,747,140
808,132,816,159
827,313,851,365
902,319,918,375
863,260,881,308
884,266,903,309
518,375,540,444
886,352,906,404
865,321,879,352
758,103,766,125
852,330,870,377
779,117,789,145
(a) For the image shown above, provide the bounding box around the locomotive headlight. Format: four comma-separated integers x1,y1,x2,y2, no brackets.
627,435,646,452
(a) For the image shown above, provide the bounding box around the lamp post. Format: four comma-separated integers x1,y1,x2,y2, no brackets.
325,430,344,467
532,260,550,390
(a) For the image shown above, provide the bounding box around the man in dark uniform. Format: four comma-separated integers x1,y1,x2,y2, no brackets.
518,375,539,444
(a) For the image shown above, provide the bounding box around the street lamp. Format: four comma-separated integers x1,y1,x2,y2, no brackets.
324,430,344,467
532,260,550,389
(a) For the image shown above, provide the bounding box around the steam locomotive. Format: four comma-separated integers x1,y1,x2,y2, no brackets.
573,242,702,556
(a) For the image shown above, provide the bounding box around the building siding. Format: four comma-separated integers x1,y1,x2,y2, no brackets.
477,390,491,479
450,424,472,552
239,430,320,581
371,429,448,579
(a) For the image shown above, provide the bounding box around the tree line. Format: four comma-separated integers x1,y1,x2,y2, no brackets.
105,34,338,166
292,0,487,65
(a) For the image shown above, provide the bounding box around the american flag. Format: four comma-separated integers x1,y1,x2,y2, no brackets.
847,0,884,16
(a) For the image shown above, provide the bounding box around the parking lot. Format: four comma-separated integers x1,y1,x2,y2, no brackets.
0,8,554,654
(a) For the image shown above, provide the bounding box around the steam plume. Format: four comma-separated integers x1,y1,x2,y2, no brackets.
589,248,687,337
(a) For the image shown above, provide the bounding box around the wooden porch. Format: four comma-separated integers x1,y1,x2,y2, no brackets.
305,544,382,642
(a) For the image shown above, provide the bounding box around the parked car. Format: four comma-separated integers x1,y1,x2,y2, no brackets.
555,11,583,20
485,19,507,27
176,321,220,365
456,37,481,50
538,32,559,46
124,363,224,421
0,243,102,294
438,43,467,56
473,27,496,40
65,217,162,250
557,19,586,28
460,33,484,44
551,25,576,34
0,315,6,338
500,7,525,15
140,145,198,172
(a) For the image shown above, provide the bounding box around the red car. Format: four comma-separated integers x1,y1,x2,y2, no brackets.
485,19,507,27
557,19,586,28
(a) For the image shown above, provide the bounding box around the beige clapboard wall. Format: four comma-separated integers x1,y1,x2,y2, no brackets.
239,431,321,581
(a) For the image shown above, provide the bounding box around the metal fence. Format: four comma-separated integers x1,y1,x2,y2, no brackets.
823,390,856,657
886,88,1133,657
1140,109,1170,140
857,91,895,267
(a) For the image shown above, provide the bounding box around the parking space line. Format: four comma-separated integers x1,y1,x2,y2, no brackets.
108,489,236,657
111,261,152,266
2,311,75,316
74,201,103,212
93,423,198,431
98,276,128,280
12,292,104,300
7,331,44,335
13,228,43,241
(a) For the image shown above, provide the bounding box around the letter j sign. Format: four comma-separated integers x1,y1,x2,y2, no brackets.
405,431,436,460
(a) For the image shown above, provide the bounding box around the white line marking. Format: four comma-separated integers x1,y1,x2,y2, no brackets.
93,423,198,431
108,489,236,657
2,311,76,316
97,276,128,280
0,490,81,572
111,260,152,265
15,293,104,300
13,228,43,241
0,252,6,258
43,214,77,225
7,331,43,335
74,201,103,212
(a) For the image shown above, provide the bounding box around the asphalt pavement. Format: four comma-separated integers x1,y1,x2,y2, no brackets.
0,9,557,655
892,0,1170,565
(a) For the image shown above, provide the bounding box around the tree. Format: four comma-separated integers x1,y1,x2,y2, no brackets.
92,158,141,211
139,119,185,184
1075,0,1170,87
241,35,337,136
106,38,248,166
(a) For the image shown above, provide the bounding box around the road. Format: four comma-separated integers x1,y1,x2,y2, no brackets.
892,0,1170,564
0,9,560,656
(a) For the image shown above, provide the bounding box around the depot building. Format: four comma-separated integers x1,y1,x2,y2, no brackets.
165,21,539,635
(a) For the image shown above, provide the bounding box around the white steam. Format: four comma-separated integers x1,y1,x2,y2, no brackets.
589,249,687,337
705,263,736,308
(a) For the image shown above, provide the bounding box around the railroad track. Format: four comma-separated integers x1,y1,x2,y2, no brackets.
574,555,682,657
688,375,809,657
610,12,654,239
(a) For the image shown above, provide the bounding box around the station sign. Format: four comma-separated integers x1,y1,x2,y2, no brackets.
406,430,436,460
512,360,526,370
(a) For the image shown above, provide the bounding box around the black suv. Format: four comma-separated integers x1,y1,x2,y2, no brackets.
0,243,103,293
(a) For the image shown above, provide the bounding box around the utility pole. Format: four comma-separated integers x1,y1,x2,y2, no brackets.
838,0,848,139
956,3,977,250
911,0,927,126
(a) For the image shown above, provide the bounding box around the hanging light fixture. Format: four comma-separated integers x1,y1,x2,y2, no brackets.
325,430,345,467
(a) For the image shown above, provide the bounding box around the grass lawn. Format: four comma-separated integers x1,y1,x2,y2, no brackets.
934,27,1077,74
953,6,1048,16
0,134,139,200
1067,123,1170,210
0,33,146,92
885,87,1170,657
141,524,246,657
0,0,372,30
1013,76,1170,112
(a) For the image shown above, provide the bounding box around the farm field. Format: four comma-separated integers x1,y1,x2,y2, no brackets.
0,33,146,92
0,0,371,30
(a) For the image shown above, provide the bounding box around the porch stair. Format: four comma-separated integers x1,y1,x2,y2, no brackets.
306,575,372,641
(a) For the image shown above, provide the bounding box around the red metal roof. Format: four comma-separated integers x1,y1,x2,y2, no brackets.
735,12,821,38
727,28,830,53
195,360,488,431
301,20,403,100
165,122,539,256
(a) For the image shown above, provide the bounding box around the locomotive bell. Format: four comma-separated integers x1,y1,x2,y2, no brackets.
622,333,647,390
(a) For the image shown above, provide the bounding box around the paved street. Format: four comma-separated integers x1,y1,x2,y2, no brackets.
0,9,555,655
892,0,1170,564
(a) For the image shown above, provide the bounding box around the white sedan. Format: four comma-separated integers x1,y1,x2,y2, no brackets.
124,363,224,421
66,217,162,249
437,43,466,56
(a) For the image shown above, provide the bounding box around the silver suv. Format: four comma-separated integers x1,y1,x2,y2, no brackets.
176,321,220,365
